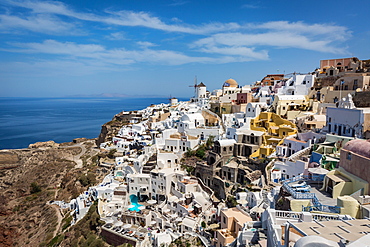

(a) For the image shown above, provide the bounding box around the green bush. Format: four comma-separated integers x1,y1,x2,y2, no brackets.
79,174,89,187
108,149,117,158
201,221,206,228
30,182,41,194
79,172,96,187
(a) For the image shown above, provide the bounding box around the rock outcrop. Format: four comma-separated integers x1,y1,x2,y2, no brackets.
96,111,143,146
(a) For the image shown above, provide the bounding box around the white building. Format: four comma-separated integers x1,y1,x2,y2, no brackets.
276,137,311,158
245,102,267,118
157,151,180,169
151,167,184,201
127,173,151,201
163,133,199,154
326,95,370,138
277,74,315,96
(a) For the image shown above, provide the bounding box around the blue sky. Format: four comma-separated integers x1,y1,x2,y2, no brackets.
1,0,369,98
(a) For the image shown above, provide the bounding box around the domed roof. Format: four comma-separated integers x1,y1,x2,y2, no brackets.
223,78,238,87
343,139,370,159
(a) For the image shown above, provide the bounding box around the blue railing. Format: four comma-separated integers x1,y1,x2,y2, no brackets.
282,175,338,214
302,205,340,214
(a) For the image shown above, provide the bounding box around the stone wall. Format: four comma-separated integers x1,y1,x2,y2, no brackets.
101,227,137,246
353,91,370,107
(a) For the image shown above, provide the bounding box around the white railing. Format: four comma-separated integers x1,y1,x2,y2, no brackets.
275,210,301,219
267,210,283,247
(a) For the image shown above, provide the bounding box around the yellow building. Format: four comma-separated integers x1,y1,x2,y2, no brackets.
249,112,297,159
322,167,369,199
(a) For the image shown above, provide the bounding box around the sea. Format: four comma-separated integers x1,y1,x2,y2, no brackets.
0,97,186,150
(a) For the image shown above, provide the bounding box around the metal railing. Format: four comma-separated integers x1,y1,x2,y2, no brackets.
282,175,339,214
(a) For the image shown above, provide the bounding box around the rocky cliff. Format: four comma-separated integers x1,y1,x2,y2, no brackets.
96,111,143,146
0,139,109,246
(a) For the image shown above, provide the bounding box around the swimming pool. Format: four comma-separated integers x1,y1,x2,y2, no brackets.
129,194,144,212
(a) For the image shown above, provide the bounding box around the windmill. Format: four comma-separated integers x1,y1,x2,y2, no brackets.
189,76,198,97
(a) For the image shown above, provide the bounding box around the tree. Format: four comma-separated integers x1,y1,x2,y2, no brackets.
201,221,206,228
206,135,215,149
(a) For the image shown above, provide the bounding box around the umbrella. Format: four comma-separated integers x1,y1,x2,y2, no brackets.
104,218,114,224
114,221,123,227
147,199,157,205
123,224,132,229
251,206,264,213
208,223,220,229
236,199,248,205
308,167,329,175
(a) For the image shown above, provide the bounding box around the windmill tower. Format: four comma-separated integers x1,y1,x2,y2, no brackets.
189,76,198,98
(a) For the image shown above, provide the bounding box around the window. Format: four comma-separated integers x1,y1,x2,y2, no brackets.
328,117,331,123
353,79,358,90
347,152,352,160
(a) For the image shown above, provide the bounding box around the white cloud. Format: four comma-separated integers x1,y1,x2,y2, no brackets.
9,39,105,55
249,21,350,41
168,0,189,7
241,3,259,9
193,26,349,55
5,39,246,67
106,31,127,40
3,0,240,35
0,13,76,34
136,41,157,48
0,1,351,66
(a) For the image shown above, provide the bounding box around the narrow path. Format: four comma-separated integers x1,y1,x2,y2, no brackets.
49,203,64,239
73,144,86,168
59,143,87,168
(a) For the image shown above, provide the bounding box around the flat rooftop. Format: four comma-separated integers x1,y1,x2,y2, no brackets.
289,218,370,243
